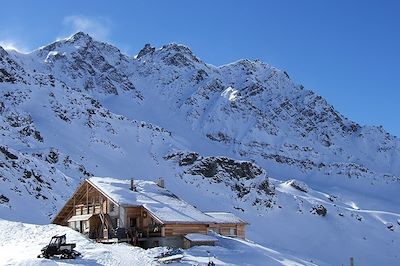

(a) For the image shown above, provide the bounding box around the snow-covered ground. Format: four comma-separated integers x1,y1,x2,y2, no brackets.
0,219,318,266
0,219,158,266
181,235,318,266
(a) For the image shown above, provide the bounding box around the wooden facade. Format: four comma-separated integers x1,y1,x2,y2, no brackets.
164,224,208,237
208,223,246,239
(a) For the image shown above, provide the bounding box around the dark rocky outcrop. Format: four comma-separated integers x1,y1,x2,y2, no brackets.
0,146,18,160
137,44,155,59
286,179,309,193
0,194,9,204
310,205,327,216
166,151,275,206
189,156,262,180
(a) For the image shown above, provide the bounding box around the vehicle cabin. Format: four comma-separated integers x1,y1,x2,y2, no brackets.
52,177,247,248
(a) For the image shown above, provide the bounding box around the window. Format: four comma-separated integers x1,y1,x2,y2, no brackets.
229,227,237,236
110,202,115,212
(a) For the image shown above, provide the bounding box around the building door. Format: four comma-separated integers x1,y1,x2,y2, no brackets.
130,217,138,228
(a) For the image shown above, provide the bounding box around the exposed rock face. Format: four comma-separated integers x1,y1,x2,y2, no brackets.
166,151,275,206
137,44,155,59
166,151,263,180
189,156,262,180
0,47,26,84
285,179,309,193
310,205,327,216
0,195,9,204
0,146,18,160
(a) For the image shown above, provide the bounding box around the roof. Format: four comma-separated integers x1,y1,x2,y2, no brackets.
184,233,218,242
205,212,247,224
87,177,217,224
67,214,94,222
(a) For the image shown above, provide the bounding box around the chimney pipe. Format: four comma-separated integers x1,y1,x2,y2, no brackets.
130,179,136,191
157,178,165,188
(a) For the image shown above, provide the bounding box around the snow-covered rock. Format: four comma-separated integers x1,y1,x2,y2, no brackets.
284,179,309,193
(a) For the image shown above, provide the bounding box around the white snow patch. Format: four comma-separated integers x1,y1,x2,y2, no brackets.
184,233,218,242
221,87,239,101
205,212,246,224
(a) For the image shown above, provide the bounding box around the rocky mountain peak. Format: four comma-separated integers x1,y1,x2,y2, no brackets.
137,43,155,59
161,43,193,54
34,32,94,59
37,31,113,58
156,43,202,67
66,31,94,44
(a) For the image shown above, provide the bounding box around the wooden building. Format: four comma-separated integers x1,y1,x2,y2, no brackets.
206,212,248,239
183,233,218,249
52,177,247,248
52,177,214,248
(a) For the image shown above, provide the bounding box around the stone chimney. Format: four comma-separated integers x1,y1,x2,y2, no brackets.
157,178,165,188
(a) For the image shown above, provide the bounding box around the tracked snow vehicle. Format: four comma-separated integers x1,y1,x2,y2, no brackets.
38,234,81,259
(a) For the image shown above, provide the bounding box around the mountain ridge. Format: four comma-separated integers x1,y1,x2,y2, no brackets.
1,32,399,265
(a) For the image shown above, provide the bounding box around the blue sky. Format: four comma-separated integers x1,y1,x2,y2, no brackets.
1,0,399,136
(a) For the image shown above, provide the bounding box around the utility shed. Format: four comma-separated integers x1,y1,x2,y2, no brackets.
205,212,248,239
183,233,218,249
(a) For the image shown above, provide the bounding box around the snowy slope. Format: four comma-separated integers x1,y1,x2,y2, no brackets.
0,219,158,265
1,32,400,265
0,219,319,266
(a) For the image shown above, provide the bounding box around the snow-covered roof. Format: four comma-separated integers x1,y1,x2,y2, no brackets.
205,212,247,224
87,177,217,224
184,233,218,242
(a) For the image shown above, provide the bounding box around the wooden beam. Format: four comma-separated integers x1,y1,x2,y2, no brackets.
86,182,89,214
73,195,76,216
92,194,95,214
105,197,108,214
63,186,95,222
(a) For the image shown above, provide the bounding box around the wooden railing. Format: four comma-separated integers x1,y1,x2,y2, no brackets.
74,204,102,215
